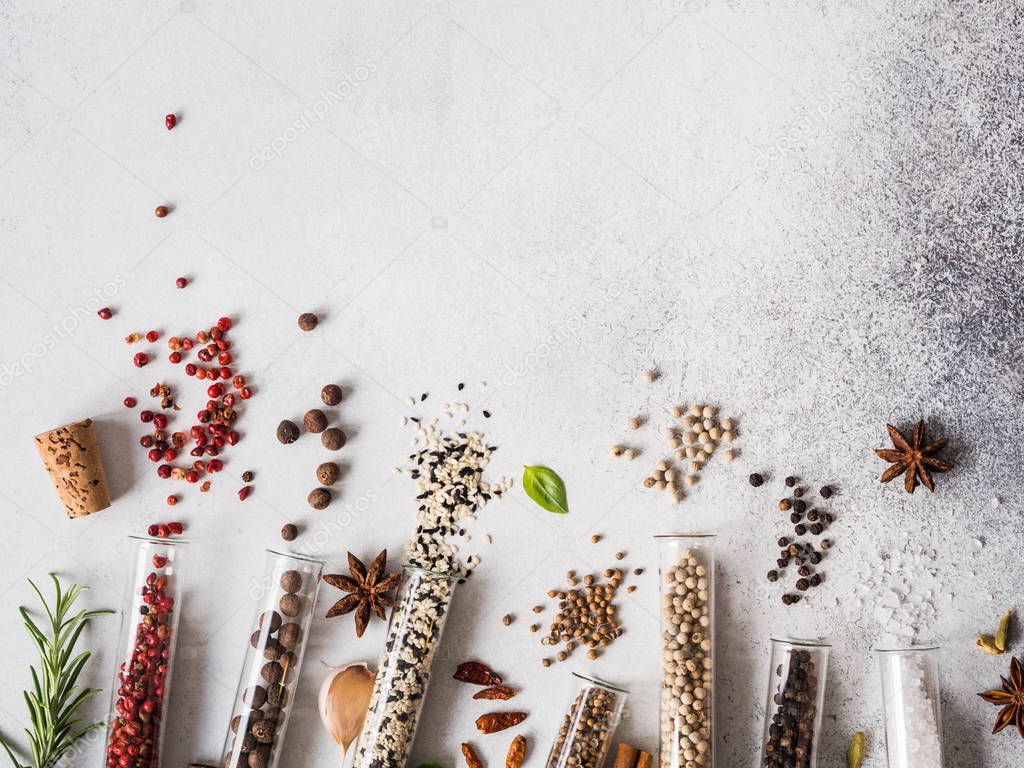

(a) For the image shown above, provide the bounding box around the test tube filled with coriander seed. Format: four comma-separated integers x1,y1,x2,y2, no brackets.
656,534,715,768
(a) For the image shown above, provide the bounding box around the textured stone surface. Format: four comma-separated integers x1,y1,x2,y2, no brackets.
1,1,1021,766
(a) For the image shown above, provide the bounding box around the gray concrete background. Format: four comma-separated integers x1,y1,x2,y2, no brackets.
1,1,1022,766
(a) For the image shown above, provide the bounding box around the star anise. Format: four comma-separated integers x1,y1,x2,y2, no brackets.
323,550,401,637
874,420,953,493
979,656,1024,738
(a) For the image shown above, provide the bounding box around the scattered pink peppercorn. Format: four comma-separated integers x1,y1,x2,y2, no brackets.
165,113,177,130
153,554,168,568
200,481,211,492
181,338,193,350
145,330,159,343
169,351,182,364
157,464,172,479
152,414,168,430
232,375,245,389
165,495,177,506
167,521,183,535
237,485,252,501
123,396,137,408
133,352,149,367
147,449,162,463
217,317,233,331
239,387,252,400
185,363,197,376
140,435,155,448
206,384,223,398
175,276,187,288
162,449,177,462
207,459,223,472
147,524,159,537
98,307,112,319
226,431,240,446
156,525,170,539
184,470,199,484
140,410,154,423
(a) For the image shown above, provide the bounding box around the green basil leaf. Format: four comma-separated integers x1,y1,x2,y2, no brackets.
522,465,569,514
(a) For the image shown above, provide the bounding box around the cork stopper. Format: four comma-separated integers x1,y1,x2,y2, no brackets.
34,418,111,518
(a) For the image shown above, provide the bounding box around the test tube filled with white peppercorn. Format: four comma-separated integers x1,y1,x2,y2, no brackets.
220,550,324,768
545,673,628,768
875,646,944,768
657,534,715,768
351,566,458,768
759,638,830,768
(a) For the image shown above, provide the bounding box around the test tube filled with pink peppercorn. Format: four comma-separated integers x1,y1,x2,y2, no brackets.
104,535,187,768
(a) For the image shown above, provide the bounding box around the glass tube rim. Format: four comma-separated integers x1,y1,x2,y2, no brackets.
653,532,717,539
770,636,831,649
265,547,326,565
401,563,461,580
128,534,191,546
873,643,940,654
571,671,629,694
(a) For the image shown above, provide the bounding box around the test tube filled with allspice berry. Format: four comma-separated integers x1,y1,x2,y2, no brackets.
656,534,715,768
220,550,324,768
759,638,830,768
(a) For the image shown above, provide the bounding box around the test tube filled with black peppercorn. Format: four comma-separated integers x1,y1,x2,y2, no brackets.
545,673,628,768
104,535,188,768
759,638,830,768
220,550,324,768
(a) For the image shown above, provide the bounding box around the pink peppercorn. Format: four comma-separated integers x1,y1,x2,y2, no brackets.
123,396,137,408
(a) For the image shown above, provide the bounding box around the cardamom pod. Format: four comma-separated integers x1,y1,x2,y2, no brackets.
995,610,1012,652
847,731,866,768
977,634,1004,655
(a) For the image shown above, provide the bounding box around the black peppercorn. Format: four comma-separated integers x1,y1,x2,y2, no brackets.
749,472,765,487
822,513,834,524
316,461,340,485
809,523,824,535
789,512,801,524
793,487,803,498
809,551,823,564
784,475,797,487
796,578,809,591
777,558,789,568
789,594,802,603
321,427,346,451
767,570,779,582
819,485,833,499
807,509,819,522
820,539,832,551
276,420,300,444
303,409,327,434
308,487,331,509
781,594,793,605
242,470,255,483
787,543,802,557
297,312,318,331
798,565,811,577
794,523,807,536
321,384,343,406
793,499,806,513
810,574,823,587
777,536,790,547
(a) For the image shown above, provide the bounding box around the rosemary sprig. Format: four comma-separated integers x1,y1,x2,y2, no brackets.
0,574,112,768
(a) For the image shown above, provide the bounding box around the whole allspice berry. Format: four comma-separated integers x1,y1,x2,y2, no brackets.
303,409,327,433
279,593,303,617
248,745,270,768
280,570,302,594
321,427,346,451
316,462,340,485
321,384,342,406
280,523,298,541
278,622,303,649
250,719,276,744
308,487,331,509
260,661,283,685
297,312,318,331
276,420,300,444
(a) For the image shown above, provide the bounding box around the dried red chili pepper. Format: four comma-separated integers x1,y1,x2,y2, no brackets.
454,660,503,686
473,685,518,700
475,711,528,734
461,743,483,768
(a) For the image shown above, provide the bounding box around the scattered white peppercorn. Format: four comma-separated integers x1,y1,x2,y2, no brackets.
627,416,643,430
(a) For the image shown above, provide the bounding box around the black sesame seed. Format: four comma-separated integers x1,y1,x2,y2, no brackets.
482,410,491,418
458,382,464,390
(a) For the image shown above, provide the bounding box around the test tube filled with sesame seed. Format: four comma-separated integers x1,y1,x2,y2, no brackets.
657,534,716,768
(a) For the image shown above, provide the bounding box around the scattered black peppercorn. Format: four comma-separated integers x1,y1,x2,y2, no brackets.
793,487,804,498
781,594,793,605
242,470,254,483
796,578,810,591
819,485,833,499
792,499,806,513
798,565,811,577
807,509,819,522
810,574,822,587
820,539,832,550
809,523,824,535
809,551,823,564
784,475,797,487
308,487,331,509
316,461,340,485
789,512,801,524
749,473,765,487
297,312,318,331
321,427,346,451
777,558,789,568
794,523,807,536
767,570,779,582
303,409,327,433
777,536,790,547
321,384,343,406
280,523,298,541
276,420,300,444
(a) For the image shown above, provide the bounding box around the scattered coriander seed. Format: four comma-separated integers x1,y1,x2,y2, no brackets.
749,473,765,487
502,614,513,626
610,444,625,457
627,416,643,430
721,418,734,430
590,534,601,544
784,476,797,487
297,312,318,331
614,551,624,560
280,523,298,541
241,470,254,483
